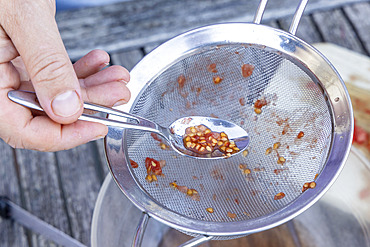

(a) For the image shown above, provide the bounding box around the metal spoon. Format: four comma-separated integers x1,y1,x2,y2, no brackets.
8,90,249,159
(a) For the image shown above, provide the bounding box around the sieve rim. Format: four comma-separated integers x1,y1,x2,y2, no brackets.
105,22,353,236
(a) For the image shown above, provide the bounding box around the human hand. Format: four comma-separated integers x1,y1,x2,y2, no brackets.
0,0,130,151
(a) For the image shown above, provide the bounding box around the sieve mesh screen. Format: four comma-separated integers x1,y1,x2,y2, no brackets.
124,44,332,223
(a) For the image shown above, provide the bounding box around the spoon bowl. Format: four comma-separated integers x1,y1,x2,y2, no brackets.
168,116,250,159
8,90,249,159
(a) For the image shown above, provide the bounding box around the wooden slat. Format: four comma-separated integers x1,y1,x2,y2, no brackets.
144,20,279,56
144,43,162,55
15,149,71,247
55,142,103,245
111,49,144,71
56,0,368,60
56,0,260,60
312,8,366,54
142,20,279,54
343,2,370,54
261,20,280,29
93,139,110,176
0,141,29,247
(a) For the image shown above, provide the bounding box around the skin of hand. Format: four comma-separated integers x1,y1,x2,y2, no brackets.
0,0,130,151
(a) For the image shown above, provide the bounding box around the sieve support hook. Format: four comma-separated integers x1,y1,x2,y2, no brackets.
178,235,214,247
131,212,213,247
132,213,149,247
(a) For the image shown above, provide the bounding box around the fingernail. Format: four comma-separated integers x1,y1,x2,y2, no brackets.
99,62,110,69
52,90,82,117
113,99,128,107
119,79,128,85
91,135,106,142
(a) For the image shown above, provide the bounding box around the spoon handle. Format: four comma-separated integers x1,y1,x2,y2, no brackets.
8,90,165,135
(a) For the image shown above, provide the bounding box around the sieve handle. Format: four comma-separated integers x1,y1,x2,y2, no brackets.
253,0,309,35
7,90,167,137
289,0,309,35
253,0,268,24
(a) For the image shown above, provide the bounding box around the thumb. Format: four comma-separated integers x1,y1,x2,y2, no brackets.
1,1,83,124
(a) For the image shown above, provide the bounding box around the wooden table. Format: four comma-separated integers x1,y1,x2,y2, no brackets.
1,0,369,246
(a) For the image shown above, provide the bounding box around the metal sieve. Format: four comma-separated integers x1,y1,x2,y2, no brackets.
104,0,353,246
